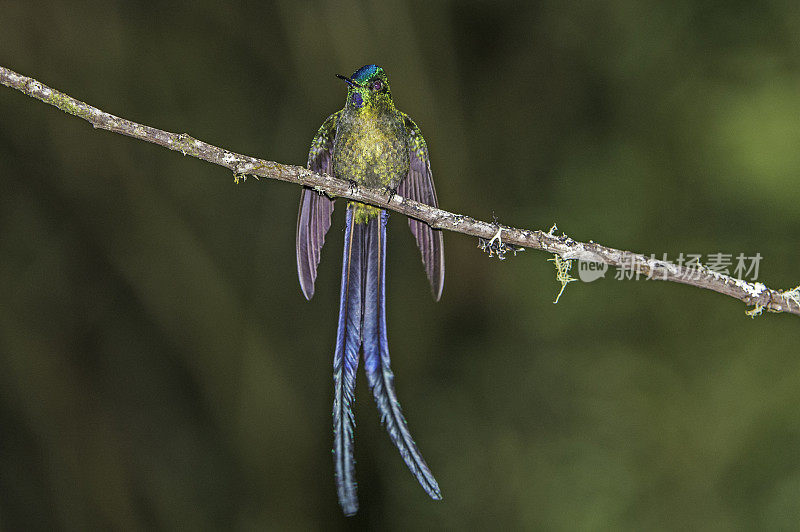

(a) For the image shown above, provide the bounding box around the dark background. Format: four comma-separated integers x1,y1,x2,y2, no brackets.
2,1,799,529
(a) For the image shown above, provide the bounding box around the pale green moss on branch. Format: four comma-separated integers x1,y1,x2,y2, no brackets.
46,91,92,121
548,254,577,304
174,134,197,156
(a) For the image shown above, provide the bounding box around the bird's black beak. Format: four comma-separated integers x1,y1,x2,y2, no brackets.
336,74,358,88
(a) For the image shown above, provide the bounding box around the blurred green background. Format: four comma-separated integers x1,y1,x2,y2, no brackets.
1,1,799,529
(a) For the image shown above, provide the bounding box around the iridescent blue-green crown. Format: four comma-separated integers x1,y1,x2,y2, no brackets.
351,64,382,83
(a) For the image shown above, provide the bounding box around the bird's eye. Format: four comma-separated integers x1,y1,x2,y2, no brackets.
371,80,383,91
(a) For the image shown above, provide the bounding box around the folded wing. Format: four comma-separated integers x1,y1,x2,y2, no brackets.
296,111,340,300
398,113,445,301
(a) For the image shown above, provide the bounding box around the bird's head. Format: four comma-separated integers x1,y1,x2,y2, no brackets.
337,64,393,112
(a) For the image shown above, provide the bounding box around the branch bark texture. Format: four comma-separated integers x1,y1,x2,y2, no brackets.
2,65,798,317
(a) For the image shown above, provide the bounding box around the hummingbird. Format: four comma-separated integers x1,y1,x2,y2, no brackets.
296,64,444,516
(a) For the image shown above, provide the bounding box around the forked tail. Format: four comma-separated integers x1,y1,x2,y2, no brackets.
332,206,441,516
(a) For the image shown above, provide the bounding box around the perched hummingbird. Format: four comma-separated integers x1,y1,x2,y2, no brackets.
296,64,444,515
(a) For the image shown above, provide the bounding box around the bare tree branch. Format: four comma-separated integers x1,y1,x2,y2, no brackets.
2,65,798,317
